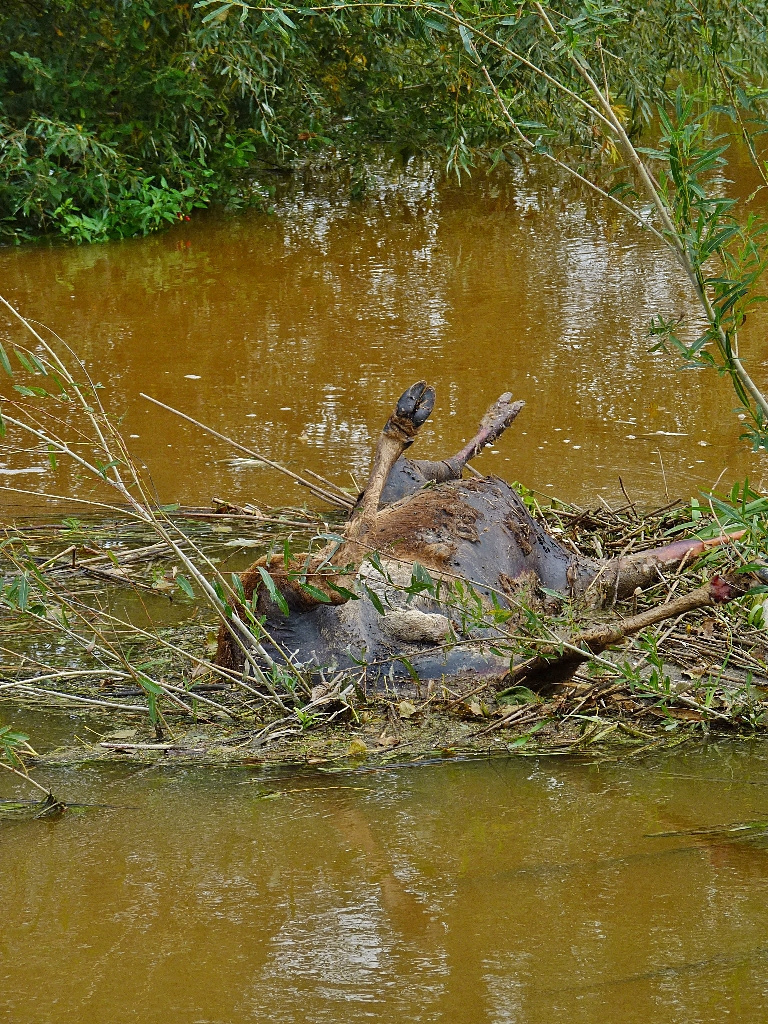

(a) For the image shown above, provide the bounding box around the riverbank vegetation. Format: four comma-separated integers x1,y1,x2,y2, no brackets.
1,1,766,242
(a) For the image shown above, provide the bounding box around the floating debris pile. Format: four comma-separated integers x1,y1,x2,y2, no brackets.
0,486,765,771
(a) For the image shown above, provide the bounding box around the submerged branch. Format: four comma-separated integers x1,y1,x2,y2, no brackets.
0,758,55,798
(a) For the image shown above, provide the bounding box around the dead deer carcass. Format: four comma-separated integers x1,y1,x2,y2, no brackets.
216,383,732,685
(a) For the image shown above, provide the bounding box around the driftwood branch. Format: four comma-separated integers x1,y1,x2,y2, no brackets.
506,577,741,691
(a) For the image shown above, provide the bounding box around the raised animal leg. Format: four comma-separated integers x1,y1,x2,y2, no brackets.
582,530,748,606
443,391,525,477
216,382,437,672
347,380,436,541
380,392,524,504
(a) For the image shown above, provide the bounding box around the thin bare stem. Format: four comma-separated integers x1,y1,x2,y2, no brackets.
0,759,52,798
140,393,352,509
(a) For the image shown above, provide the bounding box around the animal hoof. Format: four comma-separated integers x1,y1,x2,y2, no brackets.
396,381,436,427
480,393,525,435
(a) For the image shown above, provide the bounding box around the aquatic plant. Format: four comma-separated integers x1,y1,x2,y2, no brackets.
0,719,63,813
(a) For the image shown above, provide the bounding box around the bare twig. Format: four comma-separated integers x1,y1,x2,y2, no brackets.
140,393,351,509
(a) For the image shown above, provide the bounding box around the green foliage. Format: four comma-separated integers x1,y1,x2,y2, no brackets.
0,116,215,241
2,1,768,242
136,673,166,737
258,565,289,616
644,95,768,447
0,723,32,767
692,480,768,596
497,685,542,706
0,1,270,240
295,706,319,730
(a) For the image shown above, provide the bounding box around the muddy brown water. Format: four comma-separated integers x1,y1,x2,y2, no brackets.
2,159,768,1021
0,158,766,512
4,725,768,1023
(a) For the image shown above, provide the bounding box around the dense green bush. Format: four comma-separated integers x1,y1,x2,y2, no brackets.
1,0,767,242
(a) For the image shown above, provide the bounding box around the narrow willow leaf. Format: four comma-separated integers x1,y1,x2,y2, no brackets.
326,579,360,601
13,349,35,373
298,581,331,603
176,574,195,599
397,656,419,683
458,22,474,56
257,565,289,616
0,343,12,377
28,352,48,376
363,584,385,615
367,551,387,578
274,6,296,28
231,572,246,603
201,2,233,24
17,575,29,612
138,674,163,696
96,458,122,480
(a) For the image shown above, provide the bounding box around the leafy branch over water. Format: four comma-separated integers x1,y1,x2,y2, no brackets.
2,0,767,238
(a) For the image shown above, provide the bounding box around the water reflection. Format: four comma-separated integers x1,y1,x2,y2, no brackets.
0,157,765,515
5,745,768,1021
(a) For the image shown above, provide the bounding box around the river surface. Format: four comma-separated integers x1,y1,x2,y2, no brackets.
2,159,768,1022
3,724,768,1023
0,157,766,512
